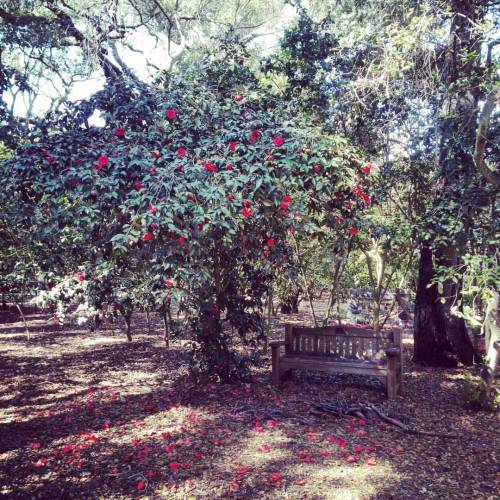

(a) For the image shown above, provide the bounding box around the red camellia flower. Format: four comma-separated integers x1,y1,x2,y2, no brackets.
242,207,253,218
177,147,186,157
169,461,181,472
227,194,235,201
234,95,244,102
136,182,144,191
33,457,47,468
165,279,174,288
266,239,275,247
352,185,363,196
249,129,260,143
147,202,157,214
225,164,233,171
136,481,146,491
348,227,359,236
229,141,237,152
242,200,251,208
95,155,108,170
363,194,372,204
177,236,186,245
151,151,161,159
150,167,157,174
76,272,85,282
361,163,372,174
203,162,218,173
273,136,284,147
282,195,292,204
115,128,125,138
165,108,176,120
142,232,153,241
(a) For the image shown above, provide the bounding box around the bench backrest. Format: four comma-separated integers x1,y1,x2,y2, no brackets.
284,324,401,360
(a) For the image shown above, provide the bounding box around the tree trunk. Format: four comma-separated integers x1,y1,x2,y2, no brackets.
14,301,30,341
413,0,485,367
414,246,458,367
280,293,299,314
479,290,500,406
120,310,132,342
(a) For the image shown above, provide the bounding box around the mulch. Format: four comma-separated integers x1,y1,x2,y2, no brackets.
0,305,498,499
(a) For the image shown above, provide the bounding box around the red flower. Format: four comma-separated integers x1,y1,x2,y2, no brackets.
358,419,367,427
227,194,235,201
270,472,282,484
136,481,146,490
234,95,244,102
242,208,253,218
177,147,186,157
115,128,125,138
282,195,292,204
203,162,218,173
363,194,372,204
152,151,161,159
95,156,108,170
225,164,233,171
147,203,157,214
348,227,359,236
314,164,321,173
352,186,363,196
33,457,47,468
165,108,176,120
177,236,186,245
273,136,284,147
266,238,275,247
164,279,174,288
229,141,237,152
142,232,153,241
249,129,260,143
76,272,85,282
361,163,372,174
29,442,41,450
150,167,157,174
242,200,251,208
345,455,358,463
169,461,181,472
136,182,144,191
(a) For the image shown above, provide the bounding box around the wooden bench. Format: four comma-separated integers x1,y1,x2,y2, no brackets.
270,324,403,399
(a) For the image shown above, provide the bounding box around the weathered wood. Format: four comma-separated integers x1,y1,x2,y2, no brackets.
271,324,403,398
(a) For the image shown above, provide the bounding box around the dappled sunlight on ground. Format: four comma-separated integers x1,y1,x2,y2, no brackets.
0,305,498,499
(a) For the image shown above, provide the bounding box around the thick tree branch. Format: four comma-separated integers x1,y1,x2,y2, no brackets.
44,0,123,81
474,87,500,187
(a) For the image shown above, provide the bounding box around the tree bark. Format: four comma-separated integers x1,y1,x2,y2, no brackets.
413,0,486,367
413,246,458,367
479,290,500,406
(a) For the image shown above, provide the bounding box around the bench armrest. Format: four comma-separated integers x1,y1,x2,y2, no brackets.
384,346,401,357
269,340,285,350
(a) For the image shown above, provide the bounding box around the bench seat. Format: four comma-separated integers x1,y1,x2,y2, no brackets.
271,324,403,399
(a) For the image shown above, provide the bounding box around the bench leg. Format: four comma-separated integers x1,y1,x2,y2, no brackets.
387,356,399,399
271,347,281,386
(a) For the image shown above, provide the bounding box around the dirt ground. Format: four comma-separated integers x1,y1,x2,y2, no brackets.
0,305,498,499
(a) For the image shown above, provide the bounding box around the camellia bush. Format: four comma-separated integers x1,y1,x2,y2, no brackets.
0,56,372,381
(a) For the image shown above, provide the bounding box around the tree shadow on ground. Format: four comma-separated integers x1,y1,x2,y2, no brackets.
0,310,498,499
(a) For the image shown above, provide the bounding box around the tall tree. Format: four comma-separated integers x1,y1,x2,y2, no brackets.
413,0,494,367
